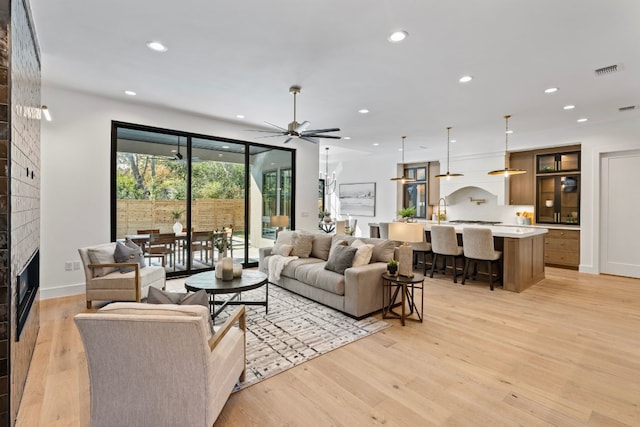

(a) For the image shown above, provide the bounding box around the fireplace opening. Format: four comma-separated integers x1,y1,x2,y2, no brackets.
17,249,39,340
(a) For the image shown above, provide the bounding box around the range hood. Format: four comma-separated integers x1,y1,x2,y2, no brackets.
439,152,508,204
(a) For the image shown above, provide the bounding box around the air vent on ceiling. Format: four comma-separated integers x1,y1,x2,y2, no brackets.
594,63,622,76
618,105,638,112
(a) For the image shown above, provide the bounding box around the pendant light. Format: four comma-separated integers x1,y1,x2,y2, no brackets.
488,115,526,176
435,127,463,180
174,135,184,160
390,136,416,183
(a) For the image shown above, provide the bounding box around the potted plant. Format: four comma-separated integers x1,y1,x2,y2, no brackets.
387,259,398,276
397,206,416,222
171,209,184,234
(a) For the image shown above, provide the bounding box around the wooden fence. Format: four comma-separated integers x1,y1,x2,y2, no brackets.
116,199,245,237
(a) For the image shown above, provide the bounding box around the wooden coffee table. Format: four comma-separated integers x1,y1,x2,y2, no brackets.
184,270,268,321
381,272,425,326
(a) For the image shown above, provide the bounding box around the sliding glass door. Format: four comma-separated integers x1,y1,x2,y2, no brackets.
111,122,294,277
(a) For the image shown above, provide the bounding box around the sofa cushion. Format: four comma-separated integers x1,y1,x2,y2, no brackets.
325,244,357,275
147,288,213,333
114,241,146,273
87,243,118,277
311,234,333,260
87,265,166,291
351,239,374,267
291,233,314,258
296,262,345,295
275,230,296,245
280,257,324,279
332,235,395,263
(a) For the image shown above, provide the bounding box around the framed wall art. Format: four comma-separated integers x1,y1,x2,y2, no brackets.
338,182,376,217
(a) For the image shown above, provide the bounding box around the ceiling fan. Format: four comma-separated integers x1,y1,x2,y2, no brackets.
250,85,341,144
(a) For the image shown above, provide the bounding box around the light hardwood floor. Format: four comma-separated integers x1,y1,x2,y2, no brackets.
16,268,640,426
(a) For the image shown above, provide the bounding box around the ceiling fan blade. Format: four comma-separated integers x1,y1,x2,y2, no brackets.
294,120,311,133
301,136,319,144
303,127,340,134
254,134,289,139
283,137,294,144
305,134,342,139
246,129,287,134
264,121,288,131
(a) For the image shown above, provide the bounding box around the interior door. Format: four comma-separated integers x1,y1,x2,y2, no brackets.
600,150,640,277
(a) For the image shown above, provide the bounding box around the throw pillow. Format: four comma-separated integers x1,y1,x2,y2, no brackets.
291,233,314,258
272,243,294,257
350,239,375,267
147,287,209,308
114,241,146,273
324,244,357,274
87,243,118,277
311,234,333,260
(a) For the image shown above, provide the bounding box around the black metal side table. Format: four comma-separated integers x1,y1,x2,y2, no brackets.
381,273,425,326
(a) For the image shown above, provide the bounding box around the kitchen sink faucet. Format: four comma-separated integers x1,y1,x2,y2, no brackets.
437,198,447,224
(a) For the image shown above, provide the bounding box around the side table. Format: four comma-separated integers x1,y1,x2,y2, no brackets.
381,273,425,326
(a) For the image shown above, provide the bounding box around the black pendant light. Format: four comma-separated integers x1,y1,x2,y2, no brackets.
174,136,183,160
390,136,416,183
488,115,526,176
435,127,464,179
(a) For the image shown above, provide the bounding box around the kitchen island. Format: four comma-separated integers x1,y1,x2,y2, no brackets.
370,222,548,292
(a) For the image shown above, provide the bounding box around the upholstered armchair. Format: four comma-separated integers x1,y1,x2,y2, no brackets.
78,242,166,308
74,303,246,427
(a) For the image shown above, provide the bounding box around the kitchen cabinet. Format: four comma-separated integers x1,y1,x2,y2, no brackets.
536,149,580,225
428,161,440,205
544,228,580,269
508,151,534,205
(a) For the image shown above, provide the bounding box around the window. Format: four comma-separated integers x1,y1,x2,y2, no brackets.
402,166,427,218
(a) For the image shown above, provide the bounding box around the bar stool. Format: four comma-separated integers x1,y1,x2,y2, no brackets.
461,227,502,291
429,225,464,283
411,230,432,275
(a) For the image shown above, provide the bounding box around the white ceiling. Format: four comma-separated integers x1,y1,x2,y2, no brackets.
30,0,640,159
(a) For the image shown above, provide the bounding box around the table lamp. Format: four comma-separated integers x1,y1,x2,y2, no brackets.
270,215,289,239
388,222,425,278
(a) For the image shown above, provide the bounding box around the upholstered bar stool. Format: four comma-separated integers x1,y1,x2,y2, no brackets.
411,230,433,275
429,225,464,283
461,227,502,291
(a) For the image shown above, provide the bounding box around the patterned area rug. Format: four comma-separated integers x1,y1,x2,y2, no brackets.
211,284,390,391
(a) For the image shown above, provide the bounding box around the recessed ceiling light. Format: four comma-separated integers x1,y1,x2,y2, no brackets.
387,30,408,43
505,130,513,134
544,87,559,94
450,139,456,143
236,114,245,119
124,90,136,96
222,145,230,149
577,118,588,123
373,143,380,146
358,109,369,114
563,105,575,110
343,136,351,140
459,75,473,83
398,148,403,152
146,41,167,52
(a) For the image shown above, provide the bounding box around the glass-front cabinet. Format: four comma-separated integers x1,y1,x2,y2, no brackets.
536,149,580,225
537,151,580,173
537,175,580,224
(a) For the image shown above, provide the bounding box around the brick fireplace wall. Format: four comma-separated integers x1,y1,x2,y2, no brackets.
0,0,41,425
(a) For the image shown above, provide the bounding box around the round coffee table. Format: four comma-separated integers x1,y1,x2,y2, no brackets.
381,273,425,326
184,270,268,321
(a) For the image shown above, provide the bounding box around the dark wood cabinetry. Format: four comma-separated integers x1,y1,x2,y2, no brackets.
535,149,581,225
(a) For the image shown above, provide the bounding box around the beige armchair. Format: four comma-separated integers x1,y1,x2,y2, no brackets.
74,303,246,427
79,242,166,308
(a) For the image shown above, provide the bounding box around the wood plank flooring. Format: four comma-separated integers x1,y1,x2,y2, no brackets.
15,268,640,426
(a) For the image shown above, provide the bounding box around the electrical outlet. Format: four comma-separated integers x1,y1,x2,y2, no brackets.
301,211,309,217
64,261,73,271
73,261,81,270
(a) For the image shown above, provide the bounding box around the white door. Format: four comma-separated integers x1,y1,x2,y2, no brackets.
600,150,640,277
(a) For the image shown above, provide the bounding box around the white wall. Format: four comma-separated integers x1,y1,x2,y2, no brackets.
40,85,319,298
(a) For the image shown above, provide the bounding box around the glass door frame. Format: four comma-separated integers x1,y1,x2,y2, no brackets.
110,121,296,277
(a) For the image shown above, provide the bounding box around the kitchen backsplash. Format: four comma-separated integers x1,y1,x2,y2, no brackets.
437,186,533,225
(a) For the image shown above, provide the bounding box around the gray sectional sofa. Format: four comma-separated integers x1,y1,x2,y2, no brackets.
259,231,395,318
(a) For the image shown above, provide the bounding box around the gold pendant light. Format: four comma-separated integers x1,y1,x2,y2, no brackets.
488,115,526,176
391,136,417,183
435,127,464,180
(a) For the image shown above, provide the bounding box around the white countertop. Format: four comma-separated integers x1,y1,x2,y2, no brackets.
421,221,548,238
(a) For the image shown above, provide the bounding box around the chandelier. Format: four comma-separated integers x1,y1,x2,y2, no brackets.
320,147,337,195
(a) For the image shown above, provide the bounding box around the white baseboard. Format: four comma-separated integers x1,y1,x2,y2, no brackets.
40,283,86,300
